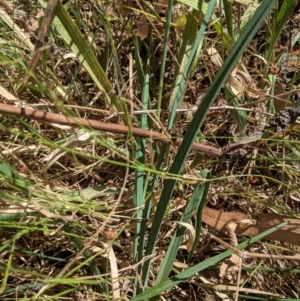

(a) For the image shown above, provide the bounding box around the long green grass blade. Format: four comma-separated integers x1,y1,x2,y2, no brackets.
187,169,211,262
134,48,152,293
211,3,234,50
133,58,150,259
222,0,233,37
168,1,212,128
155,170,210,285
140,0,277,289
265,0,296,61
133,220,289,300
156,0,174,118
0,240,15,293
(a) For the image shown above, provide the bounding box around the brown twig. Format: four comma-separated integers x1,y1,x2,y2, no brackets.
0,104,222,157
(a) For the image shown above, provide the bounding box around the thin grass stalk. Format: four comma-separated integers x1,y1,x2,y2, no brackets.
156,0,174,118
133,36,145,86
140,0,277,289
140,0,161,20
187,169,211,262
12,116,45,140
210,1,234,50
0,239,15,293
2,283,46,296
222,0,233,38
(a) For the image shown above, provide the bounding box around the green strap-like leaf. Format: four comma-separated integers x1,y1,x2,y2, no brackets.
133,220,289,300
265,0,296,61
155,169,211,286
187,169,211,262
140,0,277,289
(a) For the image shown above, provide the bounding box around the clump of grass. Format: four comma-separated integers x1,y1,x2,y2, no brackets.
0,0,300,300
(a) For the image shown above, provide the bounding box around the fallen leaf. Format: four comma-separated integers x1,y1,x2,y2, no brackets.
274,83,292,112
202,207,300,246
136,15,149,41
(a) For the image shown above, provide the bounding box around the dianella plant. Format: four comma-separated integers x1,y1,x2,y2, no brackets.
0,0,298,300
